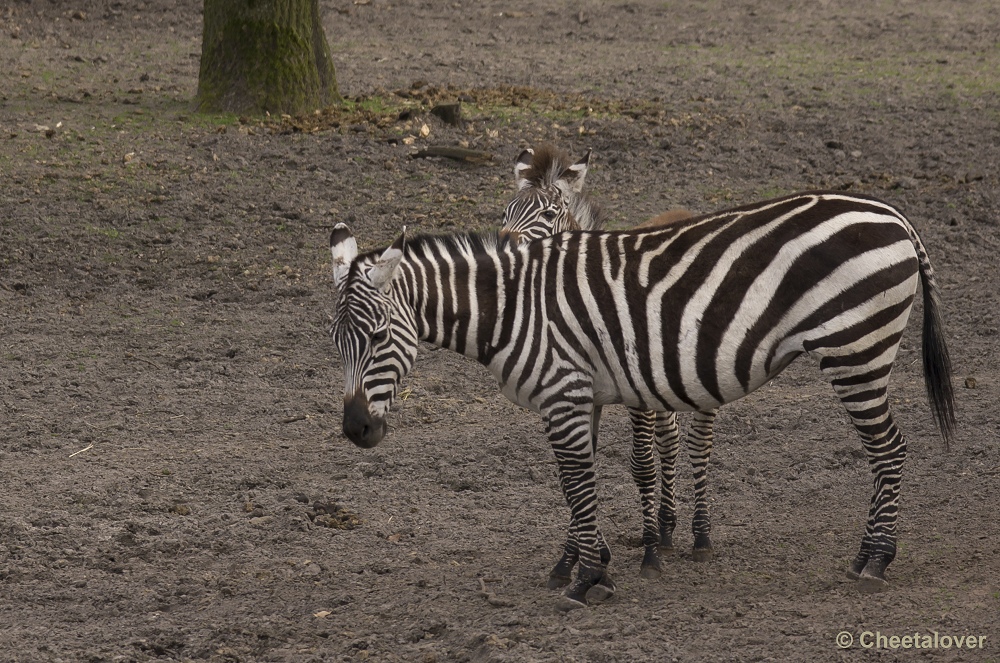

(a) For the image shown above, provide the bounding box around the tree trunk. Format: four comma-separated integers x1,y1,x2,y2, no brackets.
195,0,339,116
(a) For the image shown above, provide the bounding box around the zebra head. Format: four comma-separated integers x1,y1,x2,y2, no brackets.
329,224,418,448
501,145,595,244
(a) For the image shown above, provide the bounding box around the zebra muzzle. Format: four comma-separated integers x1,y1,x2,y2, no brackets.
343,395,386,448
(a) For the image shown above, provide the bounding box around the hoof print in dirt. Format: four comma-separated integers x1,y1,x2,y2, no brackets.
308,501,361,530
855,575,890,595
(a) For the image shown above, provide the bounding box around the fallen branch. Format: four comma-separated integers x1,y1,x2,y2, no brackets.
411,146,493,164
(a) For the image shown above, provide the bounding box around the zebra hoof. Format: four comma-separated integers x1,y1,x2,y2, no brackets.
555,594,588,612
640,546,662,579
557,576,595,611
639,565,661,580
691,547,714,563
547,573,572,590
657,544,675,556
854,556,890,593
548,551,578,590
585,574,617,604
846,556,867,580
856,574,889,594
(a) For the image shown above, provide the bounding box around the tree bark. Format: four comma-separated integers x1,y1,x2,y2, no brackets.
195,0,339,116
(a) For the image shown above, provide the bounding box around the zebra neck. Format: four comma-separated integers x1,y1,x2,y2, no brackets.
569,193,607,231
399,235,511,364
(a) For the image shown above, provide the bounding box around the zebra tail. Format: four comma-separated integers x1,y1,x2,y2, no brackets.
917,253,957,449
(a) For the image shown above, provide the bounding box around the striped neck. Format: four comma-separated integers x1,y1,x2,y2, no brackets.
390,232,514,364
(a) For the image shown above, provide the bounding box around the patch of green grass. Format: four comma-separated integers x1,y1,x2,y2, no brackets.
88,226,121,240
340,96,396,115
186,111,242,128
754,185,792,201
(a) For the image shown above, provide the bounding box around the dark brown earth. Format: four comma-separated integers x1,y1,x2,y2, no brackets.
2,1,999,661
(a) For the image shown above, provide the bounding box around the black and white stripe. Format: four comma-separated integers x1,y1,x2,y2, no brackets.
503,145,718,575
329,191,956,610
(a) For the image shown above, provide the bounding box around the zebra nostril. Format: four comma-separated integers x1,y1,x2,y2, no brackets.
342,395,387,448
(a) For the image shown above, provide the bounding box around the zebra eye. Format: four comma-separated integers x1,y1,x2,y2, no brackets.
372,327,389,344
541,210,557,221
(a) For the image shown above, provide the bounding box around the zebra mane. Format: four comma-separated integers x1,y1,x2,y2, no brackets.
355,229,517,269
520,144,608,232
405,229,513,257
568,194,608,232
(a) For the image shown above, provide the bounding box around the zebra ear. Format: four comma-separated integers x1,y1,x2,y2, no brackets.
367,227,406,292
330,223,358,290
514,148,535,190
557,148,591,194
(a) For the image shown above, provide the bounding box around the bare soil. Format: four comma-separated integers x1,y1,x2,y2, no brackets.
1,1,999,661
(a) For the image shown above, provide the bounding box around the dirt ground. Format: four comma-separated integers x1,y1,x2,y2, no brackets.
2,1,999,661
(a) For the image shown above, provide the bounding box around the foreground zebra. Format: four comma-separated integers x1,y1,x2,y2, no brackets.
329,191,955,610
503,145,719,581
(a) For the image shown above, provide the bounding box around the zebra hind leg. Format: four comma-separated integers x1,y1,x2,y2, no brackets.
829,376,906,594
688,409,718,562
627,408,663,579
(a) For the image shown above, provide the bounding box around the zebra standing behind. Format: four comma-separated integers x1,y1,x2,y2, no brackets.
502,144,718,583
328,191,955,610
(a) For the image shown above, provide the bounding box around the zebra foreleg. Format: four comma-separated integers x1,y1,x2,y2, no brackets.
547,536,579,590
627,408,663,579
688,409,718,561
548,529,612,589
544,400,617,610
547,406,611,590
653,411,681,554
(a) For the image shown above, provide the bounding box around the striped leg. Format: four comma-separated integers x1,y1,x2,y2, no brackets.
627,408,663,578
653,410,681,554
543,398,617,611
688,409,718,561
547,522,611,590
548,405,610,590
825,365,906,593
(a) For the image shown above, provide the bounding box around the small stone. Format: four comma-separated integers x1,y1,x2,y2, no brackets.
965,377,977,389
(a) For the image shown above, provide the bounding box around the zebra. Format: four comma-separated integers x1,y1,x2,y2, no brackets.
328,191,956,610
501,145,718,583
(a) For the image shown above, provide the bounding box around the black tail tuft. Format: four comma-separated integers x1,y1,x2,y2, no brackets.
920,276,957,449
